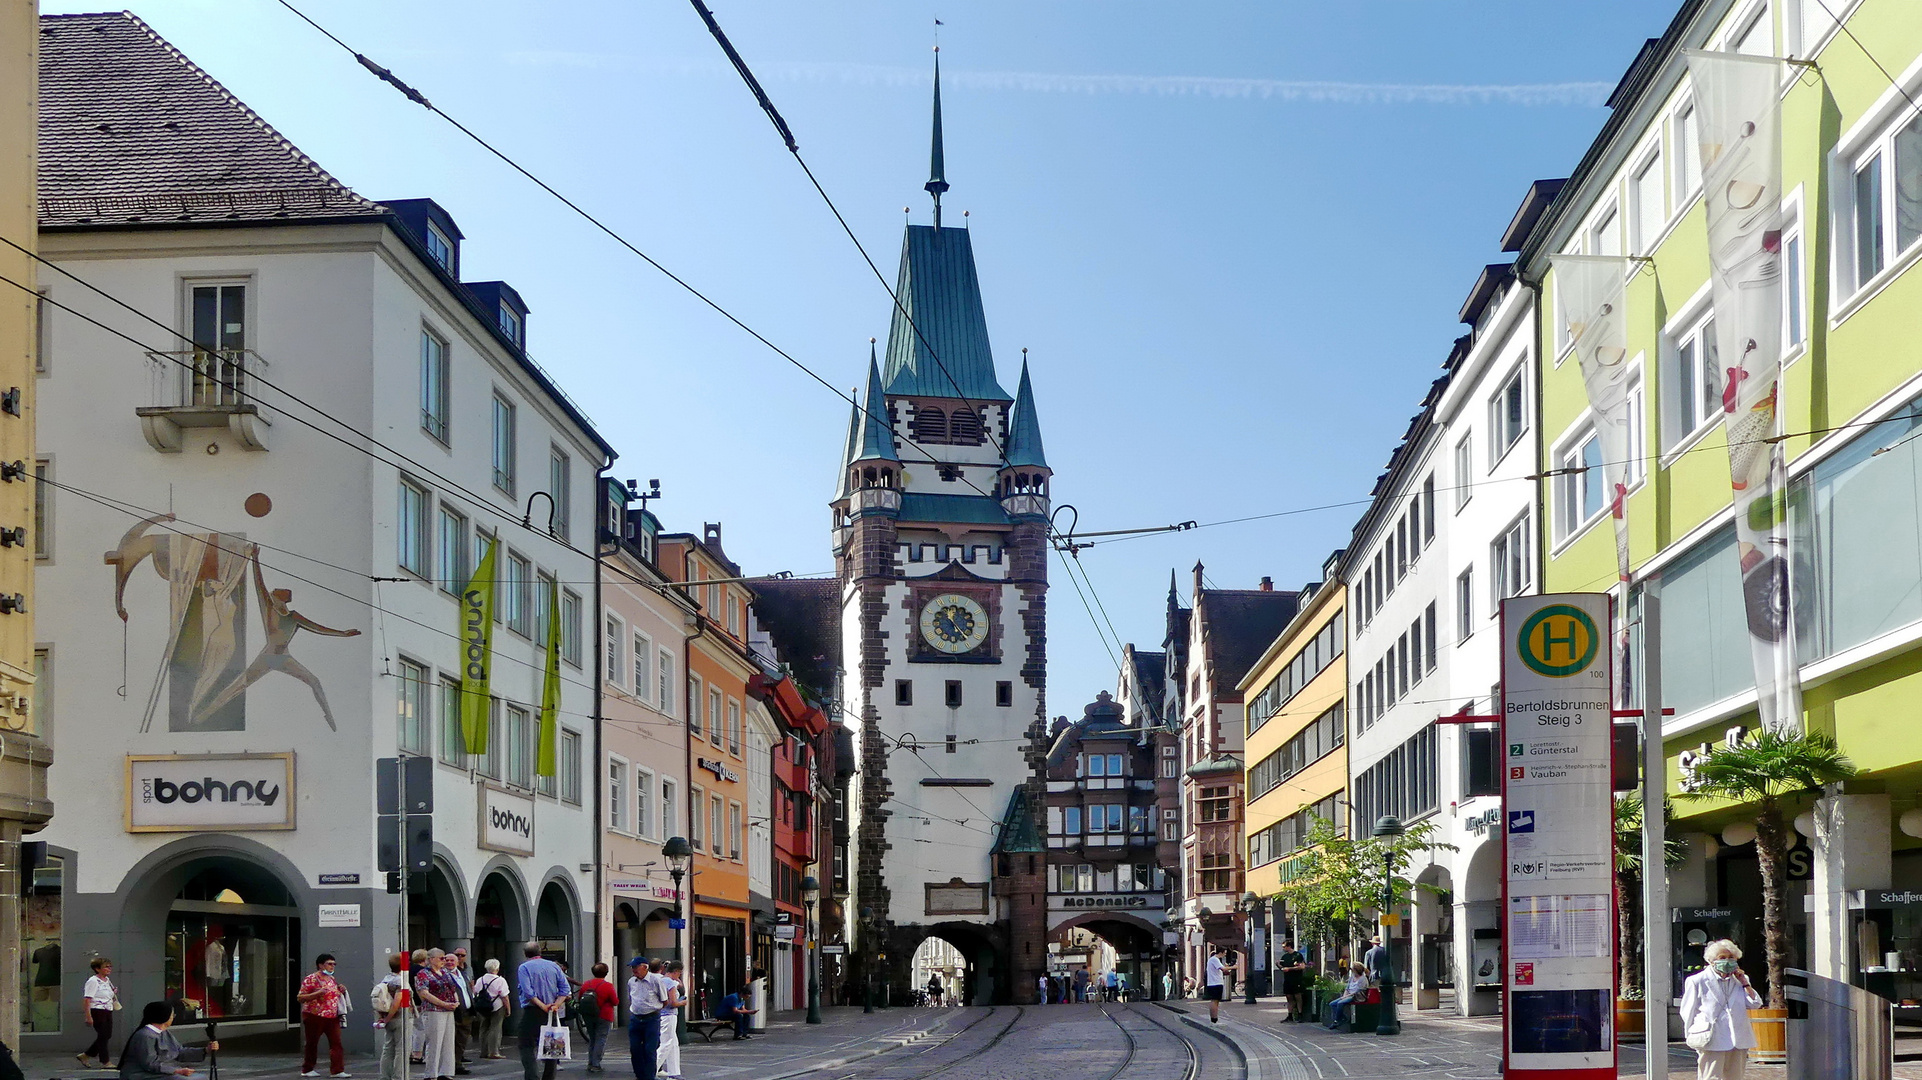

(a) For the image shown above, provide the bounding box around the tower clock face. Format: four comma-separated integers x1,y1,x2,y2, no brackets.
919,593,990,654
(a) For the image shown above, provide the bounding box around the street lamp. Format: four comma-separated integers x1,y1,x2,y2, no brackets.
801,875,822,1024
663,836,693,1042
1372,816,1404,1037
1240,891,1267,1004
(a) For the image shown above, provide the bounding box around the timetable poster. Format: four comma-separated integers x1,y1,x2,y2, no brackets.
1500,594,1616,1079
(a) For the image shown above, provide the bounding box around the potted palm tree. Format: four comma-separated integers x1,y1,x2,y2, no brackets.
1613,792,1687,1040
1683,727,1857,1063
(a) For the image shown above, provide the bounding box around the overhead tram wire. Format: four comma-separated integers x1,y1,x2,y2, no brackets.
267,0,1148,666
0,250,843,609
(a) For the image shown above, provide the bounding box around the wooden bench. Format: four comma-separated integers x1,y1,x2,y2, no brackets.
684,1018,733,1042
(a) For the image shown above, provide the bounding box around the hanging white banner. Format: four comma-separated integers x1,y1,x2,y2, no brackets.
1685,49,1800,732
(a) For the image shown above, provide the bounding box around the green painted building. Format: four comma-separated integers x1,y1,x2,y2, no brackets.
1517,0,1922,1003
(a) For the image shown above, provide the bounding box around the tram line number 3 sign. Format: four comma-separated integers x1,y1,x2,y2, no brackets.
1499,594,1617,1080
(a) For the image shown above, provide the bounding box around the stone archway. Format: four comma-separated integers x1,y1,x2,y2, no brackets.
1047,911,1166,1002
1412,862,1454,1012
877,921,1005,1006
473,865,531,982
1455,834,1502,1016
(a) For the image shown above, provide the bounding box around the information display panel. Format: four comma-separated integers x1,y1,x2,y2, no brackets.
1500,594,1617,1080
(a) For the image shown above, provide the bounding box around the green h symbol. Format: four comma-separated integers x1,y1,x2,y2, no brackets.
1541,617,1579,661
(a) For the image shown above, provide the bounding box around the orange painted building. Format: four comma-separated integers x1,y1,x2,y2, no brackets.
657,525,757,1013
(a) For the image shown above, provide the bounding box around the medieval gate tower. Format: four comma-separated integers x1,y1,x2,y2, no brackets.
831,56,1050,1005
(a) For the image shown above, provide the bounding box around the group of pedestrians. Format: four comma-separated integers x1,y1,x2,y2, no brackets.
1035,967,1134,1004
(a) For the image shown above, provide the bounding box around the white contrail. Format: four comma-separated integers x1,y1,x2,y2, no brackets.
502,54,1612,108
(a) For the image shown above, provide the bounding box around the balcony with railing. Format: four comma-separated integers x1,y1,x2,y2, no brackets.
138,349,271,451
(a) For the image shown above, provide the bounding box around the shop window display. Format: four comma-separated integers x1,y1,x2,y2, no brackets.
21,856,62,1032
163,869,294,1022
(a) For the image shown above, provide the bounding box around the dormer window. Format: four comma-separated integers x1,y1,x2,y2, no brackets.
425,221,455,272
499,303,523,347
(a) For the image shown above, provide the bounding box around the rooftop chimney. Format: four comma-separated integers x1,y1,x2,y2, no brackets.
1259,576,1273,592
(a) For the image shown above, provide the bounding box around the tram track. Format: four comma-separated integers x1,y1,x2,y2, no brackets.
1098,1003,1201,1080
805,1004,1028,1080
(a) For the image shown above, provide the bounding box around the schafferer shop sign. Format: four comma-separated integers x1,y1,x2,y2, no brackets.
126,753,296,832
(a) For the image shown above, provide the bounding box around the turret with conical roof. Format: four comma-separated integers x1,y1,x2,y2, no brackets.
840,343,903,518
998,356,1050,519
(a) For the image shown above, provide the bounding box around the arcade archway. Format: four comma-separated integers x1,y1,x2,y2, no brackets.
879,922,1003,1006
1047,912,1165,1001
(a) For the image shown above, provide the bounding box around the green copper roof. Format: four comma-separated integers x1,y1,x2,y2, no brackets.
899,492,1008,525
882,225,1011,402
834,388,861,500
926,52,949,201
854,348,899,463
991,787,1044,854
1004,359,1047,469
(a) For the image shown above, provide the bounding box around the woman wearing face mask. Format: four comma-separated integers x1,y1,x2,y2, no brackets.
1679,940,1763,1079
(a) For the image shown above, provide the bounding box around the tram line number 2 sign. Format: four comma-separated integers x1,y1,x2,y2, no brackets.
1499,594,1616,1080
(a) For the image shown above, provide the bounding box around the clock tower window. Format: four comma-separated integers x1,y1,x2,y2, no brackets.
895,680,913,707
945,681,963,708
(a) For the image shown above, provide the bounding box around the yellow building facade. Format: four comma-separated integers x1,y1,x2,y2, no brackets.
1240,565,1347,959
1,0,46,1047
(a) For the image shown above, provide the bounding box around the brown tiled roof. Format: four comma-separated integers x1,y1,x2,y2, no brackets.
38,12,382,228
1199,589,1301,691
751,578,841,701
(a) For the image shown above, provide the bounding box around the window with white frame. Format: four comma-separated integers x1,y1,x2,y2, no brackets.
534,570,555,646
1454,435,1474,510
607,760,630,826
1589,203,1622,257
1785,218,1807,351
1626,370,1649,485
561,591,582,667
726,699,741,755
506,705,532,789
1789,0,1839,58
1631,149,1666,253
437,506,467,594
1725,4,1772,55
662,778,677,837
421,329,450,444
499,303,523,347
398,479,430,578
605,615,624,687
690,785,705,848
425,220,455,271
491,393,516,495
1457,568,1474,639
549,448,571,543
1841,113,1922,296
476,700,501,779
560,730,582,803
632,632,653,703
635,766,654,837
658,650,675,716
506,552,532,637
1492,514,1531,602
1555,425,1606,542
712,795,725,857
688,675,703,736
1662,312,1721,451
708,689,723,747
397,658,428,754
33,459,49,561
1489,367,1527,465
1674,101,1702,204
1421,475,1435,543
439,678,465,766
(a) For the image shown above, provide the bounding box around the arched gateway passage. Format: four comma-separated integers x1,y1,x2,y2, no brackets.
1048,911,1166,1001
877,922,1004,1006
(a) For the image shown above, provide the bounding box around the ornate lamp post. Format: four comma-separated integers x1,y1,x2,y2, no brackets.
663,836,693,1042
801,875,822,1024
1240,891,1268,1004
1372,816,1404,1037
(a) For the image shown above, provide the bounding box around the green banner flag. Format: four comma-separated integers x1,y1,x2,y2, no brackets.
459,538,498,755
536,576,561,777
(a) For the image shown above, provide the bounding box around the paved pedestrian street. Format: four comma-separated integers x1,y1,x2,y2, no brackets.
22,1001,1922,1080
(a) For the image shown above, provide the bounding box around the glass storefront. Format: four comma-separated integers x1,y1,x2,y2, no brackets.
164,868,296,1022
21,856,62,1033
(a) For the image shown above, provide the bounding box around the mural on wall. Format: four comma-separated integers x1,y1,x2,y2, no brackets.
105,506,360,733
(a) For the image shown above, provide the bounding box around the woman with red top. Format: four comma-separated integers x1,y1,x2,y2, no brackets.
414,950,461,1080
578,964,618,1074
296,954,348,1078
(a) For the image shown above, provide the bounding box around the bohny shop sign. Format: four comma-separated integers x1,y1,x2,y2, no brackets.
127,753,296,832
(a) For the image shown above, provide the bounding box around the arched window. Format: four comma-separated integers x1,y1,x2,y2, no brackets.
910,406,948,443
948,408,982,445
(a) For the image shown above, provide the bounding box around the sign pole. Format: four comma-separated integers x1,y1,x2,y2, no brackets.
1642,587,1669,1080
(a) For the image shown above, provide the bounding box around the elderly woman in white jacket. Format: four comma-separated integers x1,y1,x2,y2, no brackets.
1679,939,1764,1080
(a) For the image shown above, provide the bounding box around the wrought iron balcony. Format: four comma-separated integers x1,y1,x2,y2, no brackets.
137,348,271,451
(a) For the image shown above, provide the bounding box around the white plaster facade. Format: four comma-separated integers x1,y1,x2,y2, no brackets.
32,213,608,1047
1341,272,1538,1017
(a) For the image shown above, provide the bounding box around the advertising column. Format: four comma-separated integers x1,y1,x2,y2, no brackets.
1501,594,1616,1080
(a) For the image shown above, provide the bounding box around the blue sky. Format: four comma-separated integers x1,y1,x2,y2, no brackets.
52,0,1684,711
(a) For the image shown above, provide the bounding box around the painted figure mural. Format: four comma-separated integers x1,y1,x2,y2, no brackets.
105,508,358,733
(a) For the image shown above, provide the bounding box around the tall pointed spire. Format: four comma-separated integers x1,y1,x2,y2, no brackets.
856,340,899,463
1004,356,1047,468
925,48,950,230
834,381,862,500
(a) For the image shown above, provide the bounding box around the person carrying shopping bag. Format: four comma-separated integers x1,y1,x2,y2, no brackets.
1680,939,1764,1080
